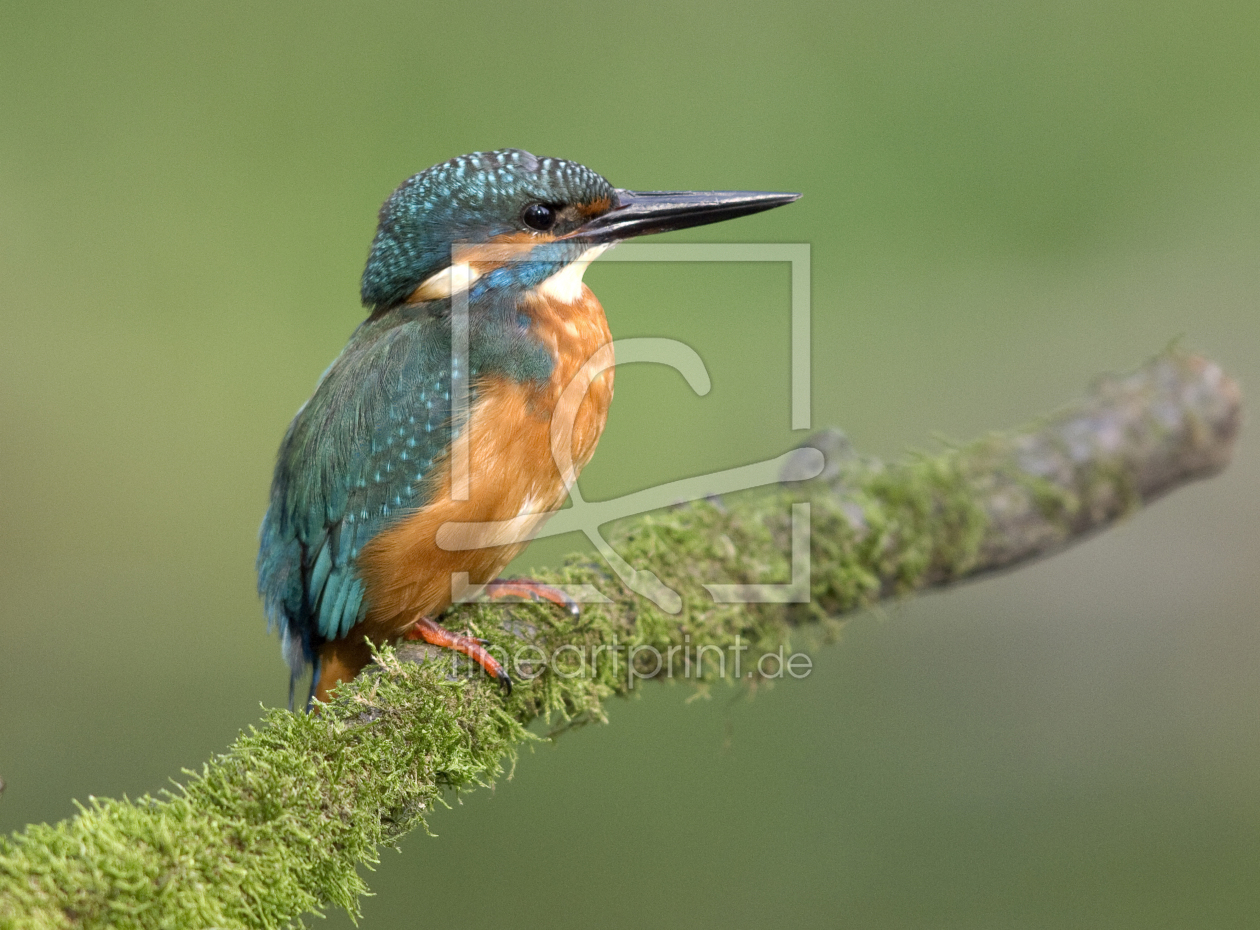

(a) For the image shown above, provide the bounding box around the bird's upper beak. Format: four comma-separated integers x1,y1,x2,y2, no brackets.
568,189,800,243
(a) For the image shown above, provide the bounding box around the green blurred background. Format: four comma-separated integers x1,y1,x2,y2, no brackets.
2,1,1258,926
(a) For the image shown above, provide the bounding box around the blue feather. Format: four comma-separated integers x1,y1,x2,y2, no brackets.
307,539,333,603
326,572,355,640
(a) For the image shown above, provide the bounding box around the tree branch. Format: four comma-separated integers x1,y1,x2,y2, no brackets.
0,349,1240,930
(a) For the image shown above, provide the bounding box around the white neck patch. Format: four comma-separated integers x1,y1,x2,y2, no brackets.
535,245,610,304
411,262,483,302
409,244,609,304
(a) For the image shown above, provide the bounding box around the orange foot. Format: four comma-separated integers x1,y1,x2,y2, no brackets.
404,616,512,694
482,579,580,616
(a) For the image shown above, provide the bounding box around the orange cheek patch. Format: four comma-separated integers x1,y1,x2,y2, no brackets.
577,196,613,218
407,233,558,303
462,231,556,273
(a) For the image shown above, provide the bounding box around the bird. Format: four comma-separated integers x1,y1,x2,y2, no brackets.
257,148,799,707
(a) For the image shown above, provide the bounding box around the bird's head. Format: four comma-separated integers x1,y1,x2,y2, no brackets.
361,148,799,312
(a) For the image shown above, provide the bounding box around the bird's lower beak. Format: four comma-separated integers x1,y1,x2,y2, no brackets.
569,189,800,243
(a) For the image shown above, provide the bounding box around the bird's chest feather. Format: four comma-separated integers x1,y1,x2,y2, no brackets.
356,285,613,629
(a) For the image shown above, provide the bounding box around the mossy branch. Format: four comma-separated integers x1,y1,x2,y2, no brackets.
0,349,1240,930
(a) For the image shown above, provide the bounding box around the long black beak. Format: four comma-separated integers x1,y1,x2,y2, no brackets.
569,189,800,243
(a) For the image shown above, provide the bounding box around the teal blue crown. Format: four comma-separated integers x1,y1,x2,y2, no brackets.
360,149,615,311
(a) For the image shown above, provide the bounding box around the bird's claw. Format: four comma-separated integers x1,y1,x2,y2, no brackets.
483,579,581,616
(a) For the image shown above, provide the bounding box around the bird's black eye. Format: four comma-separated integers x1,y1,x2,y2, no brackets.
522,203,557,231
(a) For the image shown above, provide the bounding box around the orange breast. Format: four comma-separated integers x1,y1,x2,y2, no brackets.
353,284,614,640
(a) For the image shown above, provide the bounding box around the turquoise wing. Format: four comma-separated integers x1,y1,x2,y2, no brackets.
256,314,456,686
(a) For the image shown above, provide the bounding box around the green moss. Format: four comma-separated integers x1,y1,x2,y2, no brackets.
0,438,1002,930
0,658,528,930
3,346,1230,927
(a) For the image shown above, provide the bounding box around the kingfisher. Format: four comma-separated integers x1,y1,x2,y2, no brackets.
257,148,799,706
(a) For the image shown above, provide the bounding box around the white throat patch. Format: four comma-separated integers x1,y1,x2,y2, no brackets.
410,244,609,304
535,245,610,304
